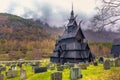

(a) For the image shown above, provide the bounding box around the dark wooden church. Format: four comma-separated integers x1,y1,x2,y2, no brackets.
50,7,94,64
111,38,120,57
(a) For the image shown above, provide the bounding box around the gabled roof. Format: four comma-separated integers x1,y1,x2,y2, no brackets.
59,26,85,40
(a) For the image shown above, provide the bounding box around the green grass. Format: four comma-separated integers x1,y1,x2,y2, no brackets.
1,63,120,80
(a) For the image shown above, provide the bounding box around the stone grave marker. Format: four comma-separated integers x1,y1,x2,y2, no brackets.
0,67,6,72
6,70,18,78
34,67,47,73
70,67,82,80
17,63,22,68
20,68,26,80
110,60,114,67
98,57,104,63
0,74,4,80
115,58,120,67
57,66,64,71
63,64,70,69
46,63,52,68
78,64,88,70
0,64,3,67
6,63,11,66
46,63,55,70
35,62,40,67
32,66,39,72
93,61,98,66
56,63,61,66
64,63,74,69
104,60,110,70
51,71,62,80
49,66,55,70
11,64,17,70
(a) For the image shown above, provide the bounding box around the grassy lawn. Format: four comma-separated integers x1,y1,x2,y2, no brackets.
1,63,120,80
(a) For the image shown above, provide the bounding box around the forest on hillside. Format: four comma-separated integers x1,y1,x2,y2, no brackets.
0,40,112,60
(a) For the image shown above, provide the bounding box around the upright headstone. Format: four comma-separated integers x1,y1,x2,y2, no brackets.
6,70,18,78
0,67,6,72
35,62,40,67
93,61,98,66
70,67,82,80
11,64,17,70
57,66,63,71
0,64,3,67
32,66,39,72
110,60,114,67
78,64,88,70
34,67,47,73
6,63,11,66
51,72,62,80
0,74,4,80
98,57,104,63
18,63,22,68
115,58,120,67
64,63,74,69
20,68,26,80
104,60,110,70
46,63,52,68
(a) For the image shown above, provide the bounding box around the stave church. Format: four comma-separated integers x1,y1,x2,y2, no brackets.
50,6,94,64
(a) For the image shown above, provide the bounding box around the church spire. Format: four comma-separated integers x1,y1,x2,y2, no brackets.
70,3,74,19
71,3,74,16
67,3,77,27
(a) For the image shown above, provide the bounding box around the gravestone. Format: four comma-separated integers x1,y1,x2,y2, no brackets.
46,63,53,68
93,61,98,66
20,68,26,80
64,63,74,69
0,64,3,67
32,66,39,72
110,60,114,67
78,64,87,70
17,63,22,68
115,58,120,67
28,62,33,66
62,65,69,69
51,72,62,80
104,60,110,70
11,64,17,70
49,66,55,70
57,66,63,71
6,70,18,78
70,67,82,80
0,74,4,80
98,57,104,63
6,63,11,66
0,67,6,72
35,62,40,67
34,67,47,73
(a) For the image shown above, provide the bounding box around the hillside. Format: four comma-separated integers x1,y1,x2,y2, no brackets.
0,13,55,60
0,13,52,41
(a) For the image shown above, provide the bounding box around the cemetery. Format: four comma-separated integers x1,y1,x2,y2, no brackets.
0,58,120,80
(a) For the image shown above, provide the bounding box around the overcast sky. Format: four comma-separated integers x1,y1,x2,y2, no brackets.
0,0,99,26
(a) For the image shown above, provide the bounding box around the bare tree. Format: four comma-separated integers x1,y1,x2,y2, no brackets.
90,0,120,32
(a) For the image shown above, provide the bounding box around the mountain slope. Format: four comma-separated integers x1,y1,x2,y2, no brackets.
0,13,51,41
